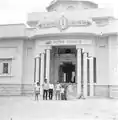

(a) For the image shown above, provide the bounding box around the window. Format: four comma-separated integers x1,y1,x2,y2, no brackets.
3,63,8,73
0,59,12,75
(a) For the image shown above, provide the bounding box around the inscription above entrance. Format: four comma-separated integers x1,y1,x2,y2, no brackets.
46,39,92,45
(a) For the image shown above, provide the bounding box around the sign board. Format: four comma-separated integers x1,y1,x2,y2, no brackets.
46,39,92,45
38,15,92,31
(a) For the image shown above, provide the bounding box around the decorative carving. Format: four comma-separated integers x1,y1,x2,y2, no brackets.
58,16,68,31
37,15,92,30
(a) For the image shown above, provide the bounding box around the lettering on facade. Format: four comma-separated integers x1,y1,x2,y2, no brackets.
38,15,92,30
45,40,92,45
70,20,91,26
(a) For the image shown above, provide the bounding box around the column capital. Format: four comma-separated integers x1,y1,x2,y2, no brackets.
83,52,89,57
41,52,45,55
87,56,94,59
34,54,40,58
46,45,52,50
76,47,82,50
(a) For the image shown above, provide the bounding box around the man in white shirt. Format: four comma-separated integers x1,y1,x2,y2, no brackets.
55,81,61,100
49,82,54,100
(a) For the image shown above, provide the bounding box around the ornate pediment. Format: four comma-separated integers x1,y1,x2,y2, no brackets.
37,15,92,31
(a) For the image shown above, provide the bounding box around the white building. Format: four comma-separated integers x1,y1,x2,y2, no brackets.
0,0,118,98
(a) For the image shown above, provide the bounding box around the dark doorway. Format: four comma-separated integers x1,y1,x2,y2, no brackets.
59,62,75,83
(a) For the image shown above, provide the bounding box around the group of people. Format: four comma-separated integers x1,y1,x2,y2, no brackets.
34,79,67,101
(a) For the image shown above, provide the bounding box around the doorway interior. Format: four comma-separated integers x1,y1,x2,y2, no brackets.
59,62,75,83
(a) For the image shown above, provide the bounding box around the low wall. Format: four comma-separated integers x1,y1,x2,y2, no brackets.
0,84,22,95
22,84,34,95
0,84,117,99
0,84,34,96
94,85,109,97
109,85,118,98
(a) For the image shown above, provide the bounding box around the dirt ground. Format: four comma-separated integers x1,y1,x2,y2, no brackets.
0,96,118,120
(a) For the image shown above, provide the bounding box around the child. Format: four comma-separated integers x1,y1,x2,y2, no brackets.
34,82,40,101
60,85,65,100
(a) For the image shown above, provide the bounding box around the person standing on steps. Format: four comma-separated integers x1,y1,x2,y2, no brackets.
49,82,54,100
60,85,65,100
55,81,61,100
34,82,40,101
43,79,49,100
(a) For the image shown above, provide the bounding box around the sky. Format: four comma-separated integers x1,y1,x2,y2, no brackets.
0,0,117,24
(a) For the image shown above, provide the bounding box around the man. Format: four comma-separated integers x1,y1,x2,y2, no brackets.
55,81,61,100
49,82,54,100
60,85,65,100
43,79,49,100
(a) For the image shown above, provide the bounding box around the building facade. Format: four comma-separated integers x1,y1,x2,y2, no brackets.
0,0,118,98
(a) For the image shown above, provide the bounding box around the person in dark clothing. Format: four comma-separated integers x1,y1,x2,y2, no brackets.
49,82,54,100
64,85,67,100
43,79,49,100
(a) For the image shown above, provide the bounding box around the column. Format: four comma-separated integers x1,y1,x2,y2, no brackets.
34,57,36,83
89,57,94,96
45,49,51,83
71,71,75,82
76,48,82,96
64,73,66,82
40,53,45,96
35,54,40,83
39,54,41,84
83,53,88,98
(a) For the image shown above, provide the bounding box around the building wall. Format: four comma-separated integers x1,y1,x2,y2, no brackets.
0,39,24,95
95,36,109,85
0,39,36,95
76,36,109,97
94,36,109,97
22,40,34,95
0,24,25,37
108,35,118,98
0,34,116,97
35,36,110,97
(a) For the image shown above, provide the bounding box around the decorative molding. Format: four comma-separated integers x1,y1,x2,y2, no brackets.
0,56,15,60
0,74,14,77
37,15,92,31
58,15,68,31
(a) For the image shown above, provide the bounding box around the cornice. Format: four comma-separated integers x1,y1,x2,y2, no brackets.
0,32,117,41
0,36,28,40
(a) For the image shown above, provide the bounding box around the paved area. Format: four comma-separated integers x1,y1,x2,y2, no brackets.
0,96,118,120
